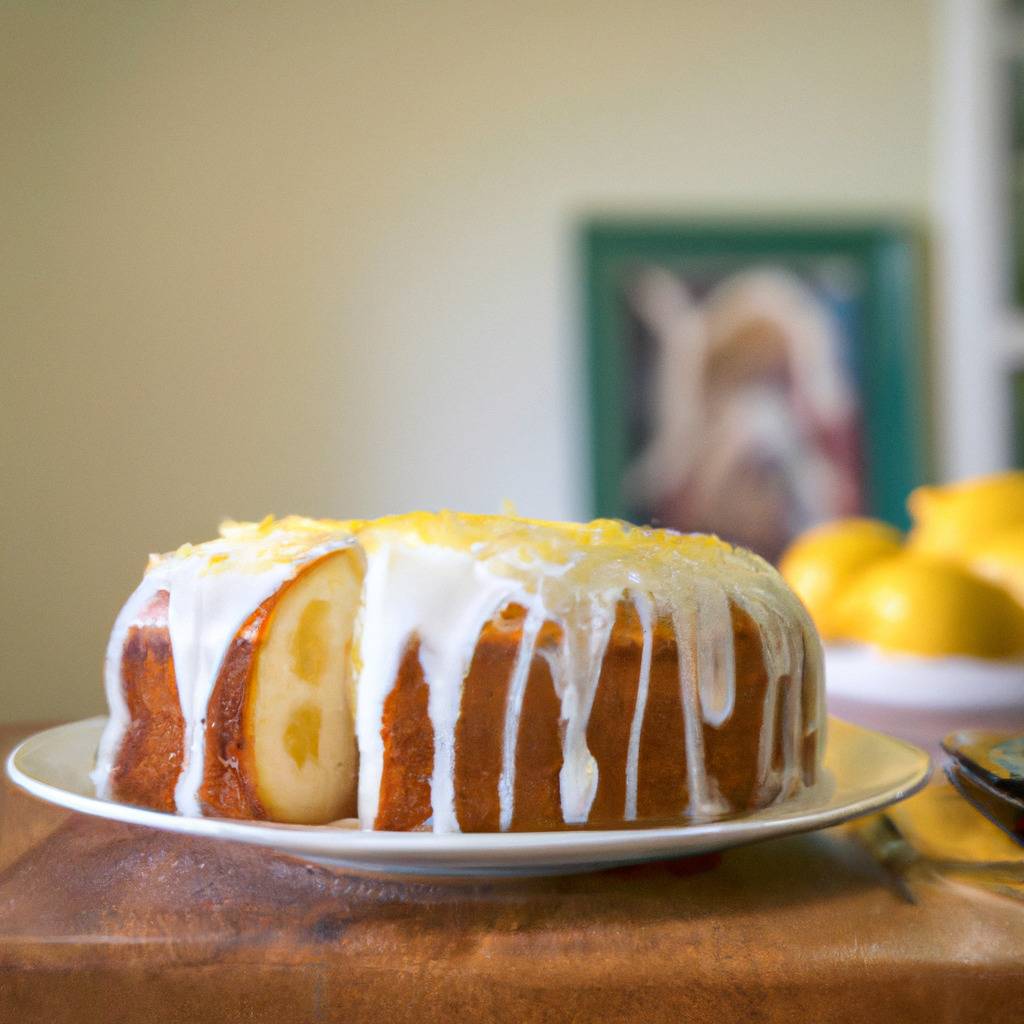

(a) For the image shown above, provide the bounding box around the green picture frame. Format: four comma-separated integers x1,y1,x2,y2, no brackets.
1012,369,1024,468
583,220,929,536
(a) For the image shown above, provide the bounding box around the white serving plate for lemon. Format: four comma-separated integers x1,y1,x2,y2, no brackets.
7,716,929,877
826,644,1024,758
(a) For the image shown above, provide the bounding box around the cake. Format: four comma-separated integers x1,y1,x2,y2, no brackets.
93,512,825,832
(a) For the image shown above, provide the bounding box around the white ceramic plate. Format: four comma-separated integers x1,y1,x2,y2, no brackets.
7,716,929,877
825,645,1024,757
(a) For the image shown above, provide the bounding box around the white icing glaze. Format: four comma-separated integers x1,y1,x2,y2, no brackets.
555,591,617,824
95,513,825,832
672,603,728,818
624,590,654,821
353,539,525,831
497,599,546,831
694,577,736,727
750,600,789,802
784,623,805,796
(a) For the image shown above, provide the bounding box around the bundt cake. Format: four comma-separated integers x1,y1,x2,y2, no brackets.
92,512,825,832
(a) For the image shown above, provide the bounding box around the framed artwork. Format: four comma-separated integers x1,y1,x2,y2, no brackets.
1011,50,1024,308
1012,370,1024,467
583,220,929,563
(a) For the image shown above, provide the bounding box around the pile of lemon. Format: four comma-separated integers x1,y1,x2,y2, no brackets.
780,471,1024,660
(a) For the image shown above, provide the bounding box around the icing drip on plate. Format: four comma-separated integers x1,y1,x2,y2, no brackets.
624,591,654,822
498,602,545,832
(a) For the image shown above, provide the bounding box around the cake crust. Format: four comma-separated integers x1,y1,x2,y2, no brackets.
106,590,183,812
199,601,270,820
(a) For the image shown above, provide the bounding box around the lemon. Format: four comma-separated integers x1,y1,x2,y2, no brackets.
779,519,903,639
963,526,1024,607
907,471,1024,557
834,554,1024,659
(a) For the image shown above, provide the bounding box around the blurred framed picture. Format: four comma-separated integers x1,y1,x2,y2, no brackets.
583,221,928,563
1011,50,1024,308
1012,370,1024,467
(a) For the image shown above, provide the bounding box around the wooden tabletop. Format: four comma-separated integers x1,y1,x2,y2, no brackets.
1,722,1022,1023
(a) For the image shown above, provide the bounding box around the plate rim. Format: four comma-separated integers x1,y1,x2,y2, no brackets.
6,716,931,871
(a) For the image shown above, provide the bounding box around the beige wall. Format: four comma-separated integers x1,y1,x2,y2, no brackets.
1,1,933,720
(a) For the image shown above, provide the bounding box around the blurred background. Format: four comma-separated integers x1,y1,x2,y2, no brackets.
1,1,1017,720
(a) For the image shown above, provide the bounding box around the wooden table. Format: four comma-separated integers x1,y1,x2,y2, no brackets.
1,722,1022,1023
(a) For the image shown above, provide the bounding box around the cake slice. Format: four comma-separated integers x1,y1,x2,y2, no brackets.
94,518,364,825
201,546,363,823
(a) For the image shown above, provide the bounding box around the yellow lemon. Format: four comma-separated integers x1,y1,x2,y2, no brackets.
834,554,1024,659
779,519,903,639
907,471,1024,557
963,526,1024,607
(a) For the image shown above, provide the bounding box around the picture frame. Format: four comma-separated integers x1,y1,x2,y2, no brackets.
583,220,929,560
1012,369,1024,467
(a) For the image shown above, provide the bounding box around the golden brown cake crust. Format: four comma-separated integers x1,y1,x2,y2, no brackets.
109,597,817,830
108,590,183,812
198,603,270,821
375,641,434,831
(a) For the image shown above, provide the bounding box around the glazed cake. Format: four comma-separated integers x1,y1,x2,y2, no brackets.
93,513,825,832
